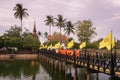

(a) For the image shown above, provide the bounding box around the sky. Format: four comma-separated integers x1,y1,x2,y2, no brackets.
0,0,120,43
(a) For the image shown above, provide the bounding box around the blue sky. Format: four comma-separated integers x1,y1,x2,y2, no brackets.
0,0,120,43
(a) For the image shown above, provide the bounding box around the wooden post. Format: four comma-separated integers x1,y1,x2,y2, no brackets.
87,53,89,69
73,50,76,66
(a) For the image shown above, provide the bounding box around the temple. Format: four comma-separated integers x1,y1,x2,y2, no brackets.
32,21,38,38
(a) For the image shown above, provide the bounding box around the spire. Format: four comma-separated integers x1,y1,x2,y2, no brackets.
32,21,38,38
33,21,36,33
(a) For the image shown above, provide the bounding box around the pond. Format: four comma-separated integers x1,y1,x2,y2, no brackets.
0,59,111,80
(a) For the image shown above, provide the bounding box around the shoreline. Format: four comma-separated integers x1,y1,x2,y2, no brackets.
0,53,38,60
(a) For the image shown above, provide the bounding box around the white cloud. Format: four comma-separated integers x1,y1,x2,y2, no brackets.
112,0,120,6
0,0,120,42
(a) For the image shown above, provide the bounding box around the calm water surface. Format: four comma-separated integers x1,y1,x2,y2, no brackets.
0,60,110,80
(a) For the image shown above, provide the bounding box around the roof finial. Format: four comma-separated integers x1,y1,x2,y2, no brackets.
32,20,38,38
33,20,36,32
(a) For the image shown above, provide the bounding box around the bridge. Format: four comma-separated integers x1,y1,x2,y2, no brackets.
39,49,120,80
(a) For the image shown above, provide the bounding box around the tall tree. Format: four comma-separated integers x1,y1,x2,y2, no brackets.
4,25,21,37
44,15,54,35
3,25,22,49
23,35,40,51
44,32,48,39
22,28,32,37
64,21,75,36
38,31,41,37
55,15,66,34
13,3,29,35
76,20,97,42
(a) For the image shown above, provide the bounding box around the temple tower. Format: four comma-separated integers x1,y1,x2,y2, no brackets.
32,21,38,38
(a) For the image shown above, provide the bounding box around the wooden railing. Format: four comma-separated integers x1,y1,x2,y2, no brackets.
39,49,120,79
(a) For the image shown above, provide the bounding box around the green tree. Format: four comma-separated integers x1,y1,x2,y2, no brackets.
87,42,98,49
23,35,40,51
1,25,40,51
116,39,120,49
13,3,29,34
4,25,21,37
9,37,21,48
22,28,32,37
44,38,59,46
3,25,22,49
55,15,66,34
44,32,48,39
0,36,4,48
64,21,75,36
76,20,97,42
38,31,41,37
44,15,54,35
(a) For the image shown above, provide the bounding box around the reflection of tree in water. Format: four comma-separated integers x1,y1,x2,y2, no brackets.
39,60,67,80
0,60,39,80
66,73,73,80
39,58,97,80
77,68,95,80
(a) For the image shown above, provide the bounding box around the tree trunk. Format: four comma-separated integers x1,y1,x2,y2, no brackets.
60,27,61,35
21,19,23,36
50,25,51,35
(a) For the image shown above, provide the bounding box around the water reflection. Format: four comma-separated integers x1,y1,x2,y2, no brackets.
0,60,39,80
0,60,111,80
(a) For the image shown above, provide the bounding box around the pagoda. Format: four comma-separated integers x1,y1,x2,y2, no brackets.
32,21,38,38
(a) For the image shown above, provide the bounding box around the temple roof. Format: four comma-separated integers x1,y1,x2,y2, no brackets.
32,21,38,38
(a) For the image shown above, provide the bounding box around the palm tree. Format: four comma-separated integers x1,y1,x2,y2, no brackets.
13,3,29,35
44,15,54,35
44,32,48,39
38,31,42,37
64,21,75,36
55,15,66,34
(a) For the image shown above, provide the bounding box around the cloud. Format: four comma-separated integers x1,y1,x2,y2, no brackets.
0,0,120,42
112,0,120,6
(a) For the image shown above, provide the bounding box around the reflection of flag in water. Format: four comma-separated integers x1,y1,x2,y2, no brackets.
99,32,115,50
54,42,61,49
67,40,74,49
79,42,86,49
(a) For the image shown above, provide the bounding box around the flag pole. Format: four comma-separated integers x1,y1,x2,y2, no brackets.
114,37,117,66
110,30,115,80
85,41,87,56
110,30,113,59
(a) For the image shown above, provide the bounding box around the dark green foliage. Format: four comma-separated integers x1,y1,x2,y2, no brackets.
44,15,54,35
4,25,21,37
13,3,29,34
23,35,40,51
76,20,97,42
64,21,75,35
86,42,98,49
0,25,40,51
55,15,67,34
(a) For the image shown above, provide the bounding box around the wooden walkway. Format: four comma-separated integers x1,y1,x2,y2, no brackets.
39,50,120,79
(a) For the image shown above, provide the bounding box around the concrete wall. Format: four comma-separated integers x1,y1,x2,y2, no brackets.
0,54,38,60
